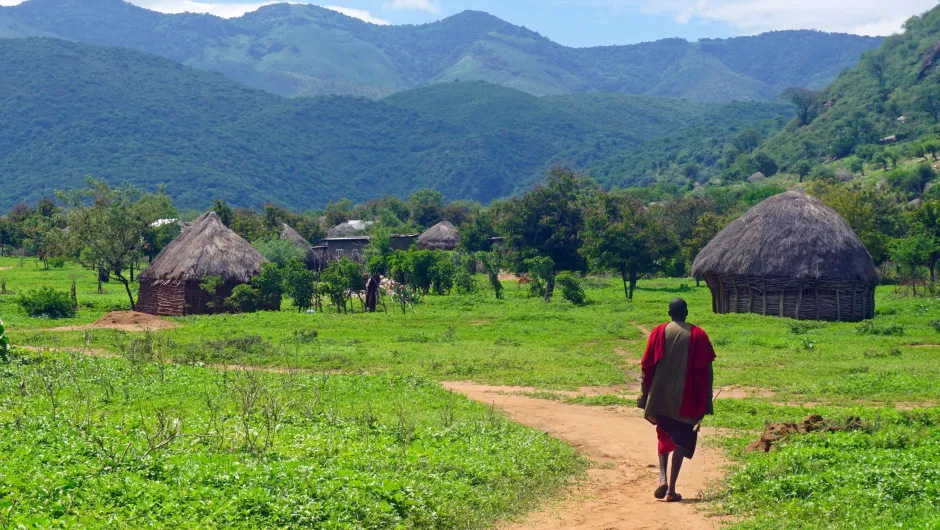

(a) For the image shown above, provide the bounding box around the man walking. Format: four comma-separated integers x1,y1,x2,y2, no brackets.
637,298,715,503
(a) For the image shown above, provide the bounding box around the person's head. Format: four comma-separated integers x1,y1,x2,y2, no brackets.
669,298,688,322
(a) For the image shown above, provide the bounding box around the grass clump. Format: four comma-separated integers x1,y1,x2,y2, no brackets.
856,320,905,336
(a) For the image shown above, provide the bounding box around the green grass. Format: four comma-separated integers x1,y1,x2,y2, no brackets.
0,351,583,528
2,256,940,528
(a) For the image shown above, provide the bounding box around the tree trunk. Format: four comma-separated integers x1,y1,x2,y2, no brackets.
620,269,630,300
130,263,135,282
543,273,555,302
116,272,136,311
628,270,638,300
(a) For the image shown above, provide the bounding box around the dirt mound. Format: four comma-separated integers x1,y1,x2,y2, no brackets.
50,311,180,332
746,414,865,453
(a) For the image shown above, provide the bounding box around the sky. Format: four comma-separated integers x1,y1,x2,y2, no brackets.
5,0,939,46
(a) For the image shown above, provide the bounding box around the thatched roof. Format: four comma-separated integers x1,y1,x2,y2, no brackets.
327,220,373,238
418,221,460,250
747,172,766,183
280,223,317,265
692,191,878,283
140,212,267,284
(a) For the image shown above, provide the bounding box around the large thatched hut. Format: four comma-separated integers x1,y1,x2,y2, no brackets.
418,221,460,250
280,223,319,269
137,212,268,316
691,191,878,322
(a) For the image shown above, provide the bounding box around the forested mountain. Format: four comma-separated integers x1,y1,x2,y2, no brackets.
0,38,793,210
764,4,940,170
0,0,882,101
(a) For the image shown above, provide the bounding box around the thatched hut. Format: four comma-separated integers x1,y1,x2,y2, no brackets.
418,221,460,250
137,212,268,316
747,172,767,183
691,191,878,322
327,220,372,238
280,223,318,269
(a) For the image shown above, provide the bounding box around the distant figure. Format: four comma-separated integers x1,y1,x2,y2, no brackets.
637,298,715,503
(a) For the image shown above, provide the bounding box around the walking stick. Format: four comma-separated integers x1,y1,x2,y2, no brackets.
694,388,722,433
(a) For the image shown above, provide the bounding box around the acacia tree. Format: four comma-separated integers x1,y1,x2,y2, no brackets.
498,167,590,295
909,199,940,281
782,87,821,126
580,192,678,300
60,179,167,310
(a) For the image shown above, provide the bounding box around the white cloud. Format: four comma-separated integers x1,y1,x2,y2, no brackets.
322,4,390,23
0,0,389,24
385,0,441,14
568,0,937,36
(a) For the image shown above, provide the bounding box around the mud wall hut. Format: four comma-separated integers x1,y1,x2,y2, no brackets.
417,221,460,251
691,191,878,322
137,212,269,316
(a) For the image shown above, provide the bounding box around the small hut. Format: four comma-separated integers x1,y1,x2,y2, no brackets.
280,223,318,269
691,191,878,322
747,172,767,183
418,221,460,250
137,212,269,316
327,220,373,238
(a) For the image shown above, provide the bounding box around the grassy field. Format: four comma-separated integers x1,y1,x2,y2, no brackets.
2,256,940,528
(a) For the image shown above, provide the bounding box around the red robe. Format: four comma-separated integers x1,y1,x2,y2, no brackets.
641,323,715,420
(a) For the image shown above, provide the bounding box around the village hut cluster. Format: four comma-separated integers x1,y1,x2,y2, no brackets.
138,214,463,316
692,191,878,322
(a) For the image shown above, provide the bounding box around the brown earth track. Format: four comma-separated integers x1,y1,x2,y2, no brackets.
443,381,728,530
42,311,180,332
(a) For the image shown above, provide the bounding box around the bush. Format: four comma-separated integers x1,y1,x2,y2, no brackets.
556,272,586,305
0,319,9,362
856,320,905,336
17,287,76,318
252,238,305,268
226,284,257,313
930,320,940,333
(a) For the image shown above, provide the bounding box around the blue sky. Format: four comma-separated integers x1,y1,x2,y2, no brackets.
10,0,937,47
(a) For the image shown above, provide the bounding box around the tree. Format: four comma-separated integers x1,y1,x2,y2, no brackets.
730,129,762,154
909,199,940,281
684,213,726,286
891,230,933,296
59,179,162,310
213,199,234,226
782,87,820,126
477,250,504,300
681,162,703,181
580,192,678,299
917,85,940,123
282,259,316,311
865,51,887,86
498,167,590,278
794,161,812,183
848,158,865,176
753,152,778,177
408,189,445,228
324,199,354,228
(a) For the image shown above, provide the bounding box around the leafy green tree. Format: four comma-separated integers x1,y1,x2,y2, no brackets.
730,129,763,154
254,263,284,311
321,258,362,313
408,189,445,228
781,87,820,126
324,199,354,228
282,259,316,311
524,256,556,301
499,167,589,276
59,178,165,310
684,213,727,285
891,230,934,295
794,161,812,183
458,209,498,253
477,250,504,300
917,85,940,122
253,238,305,267
753,152,779,177
580,192,678,299
848,158,865,176
213,199,234,226
909,199,940,281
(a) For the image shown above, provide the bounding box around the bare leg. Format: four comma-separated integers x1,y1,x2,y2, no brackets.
668,447,686,497
658,453,669,485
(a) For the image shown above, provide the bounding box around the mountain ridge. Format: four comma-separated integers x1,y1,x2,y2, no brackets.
0,38,793,210
0,0,883,101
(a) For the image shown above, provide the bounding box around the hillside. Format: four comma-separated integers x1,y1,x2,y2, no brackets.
0,39,796,211
764,4,940,169
0,0,882,102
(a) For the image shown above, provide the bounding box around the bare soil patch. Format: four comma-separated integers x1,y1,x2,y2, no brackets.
46,311,180,332
443,382,728,530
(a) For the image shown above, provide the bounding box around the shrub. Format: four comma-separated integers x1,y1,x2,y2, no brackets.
17,287,76,318
556,272,586,305
252,238,306,267
856,320,905,336
281,259,315,311
0,319,9,362
930,320,940,333
226,284,257,313
788,321,826,334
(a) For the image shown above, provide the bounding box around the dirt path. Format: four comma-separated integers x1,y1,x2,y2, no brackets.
443,382,728,530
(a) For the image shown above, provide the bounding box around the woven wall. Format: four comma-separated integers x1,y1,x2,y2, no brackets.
138,280,241,316
703,275,876,322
